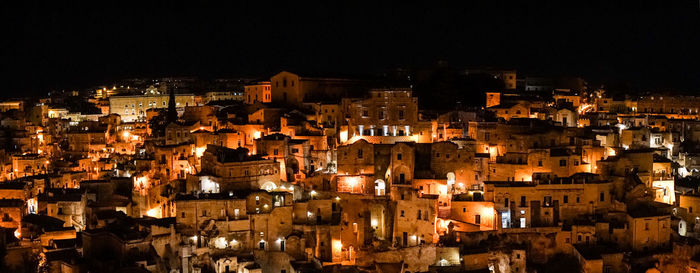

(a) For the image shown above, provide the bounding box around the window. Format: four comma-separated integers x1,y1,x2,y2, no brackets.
559,159,567,167
362,110,369,117
417,210,422,220
436,152,440,158
538,160,542,166
574,160,579,166
645,223,649,230
273,149,278,155
475,215,481,224
504,198,509,207
378,110,385,120
599,192,605,202
259,241,265,250
576,196,580,203
400,210,405,217
463,208,466,212
543,196,552,206
398,110,405,120
520,196,526,207
357,149,363,159
563,195,568,204
397,153,402,160
291,148,299,153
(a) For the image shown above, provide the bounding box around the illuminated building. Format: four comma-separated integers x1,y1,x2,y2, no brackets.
108,93,196,122
244,81,271,104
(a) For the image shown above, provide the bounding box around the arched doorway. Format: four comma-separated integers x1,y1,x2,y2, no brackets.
375,179,385,196
260,182,277,192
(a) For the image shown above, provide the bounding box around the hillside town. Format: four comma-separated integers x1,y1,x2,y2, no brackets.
0,69,699,273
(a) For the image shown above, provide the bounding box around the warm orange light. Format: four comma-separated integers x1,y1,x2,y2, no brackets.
578,103,593,115
332,239,343,252
146,207,161,218
134,176,150,195
481,206,494,217
195,147,206,157
339,130,349,143
14,229,20,238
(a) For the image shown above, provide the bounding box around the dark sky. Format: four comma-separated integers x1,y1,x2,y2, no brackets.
2,2,700,95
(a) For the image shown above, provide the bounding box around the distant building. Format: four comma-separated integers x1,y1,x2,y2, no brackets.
342,88,419,138
109,93,196,122
270,71,372,104
244,81,272,104
204,91,244,103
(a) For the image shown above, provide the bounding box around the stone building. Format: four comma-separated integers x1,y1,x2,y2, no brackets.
343,88,419,139
195,145,280,192
109,93,196,122
270,71,370,105
244,81,272,104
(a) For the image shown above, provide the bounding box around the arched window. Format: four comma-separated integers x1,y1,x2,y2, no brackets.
375,180,385,196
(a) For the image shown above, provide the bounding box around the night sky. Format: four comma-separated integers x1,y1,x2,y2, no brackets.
2,2,700,95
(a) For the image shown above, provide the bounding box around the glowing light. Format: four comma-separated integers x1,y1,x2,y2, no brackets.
14,229,20,239
201,177,220,193
332,239,343,253
607,147,616,157
339,130,349,143
146,207,161,218
134,176,150,195
578,103,593,115
438,185,448,195
195,147,206,157
27,198,37,214
481,207,494,218
213,237,228,249
371,219,378,227
253,131,261,139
